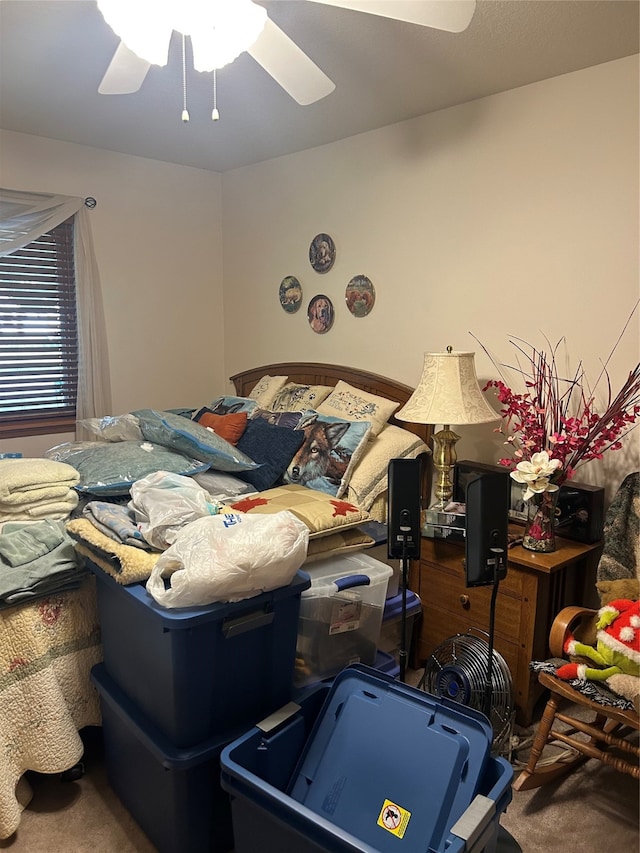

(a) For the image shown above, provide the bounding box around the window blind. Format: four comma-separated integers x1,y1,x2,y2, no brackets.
0,219,78,425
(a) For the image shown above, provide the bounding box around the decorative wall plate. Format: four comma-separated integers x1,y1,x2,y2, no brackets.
279,275,302,313
345,274,375,317
309,233,335,274
307,294,334,334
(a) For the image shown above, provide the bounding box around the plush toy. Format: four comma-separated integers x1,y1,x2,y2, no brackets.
556,598,640,682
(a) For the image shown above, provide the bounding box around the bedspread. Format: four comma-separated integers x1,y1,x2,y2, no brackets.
0,576,102,839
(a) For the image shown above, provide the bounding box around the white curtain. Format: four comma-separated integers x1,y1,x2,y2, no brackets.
0,187,112,429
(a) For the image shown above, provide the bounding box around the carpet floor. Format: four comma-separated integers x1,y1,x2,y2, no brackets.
0,670,637,853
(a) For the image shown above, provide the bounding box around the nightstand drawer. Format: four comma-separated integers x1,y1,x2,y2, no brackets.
419,564,523,640
420,548,525,598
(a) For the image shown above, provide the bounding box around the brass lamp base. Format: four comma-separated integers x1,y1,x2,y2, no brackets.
431,425,461,507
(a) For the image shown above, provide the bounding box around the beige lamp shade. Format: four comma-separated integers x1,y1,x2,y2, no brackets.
396,350,499,426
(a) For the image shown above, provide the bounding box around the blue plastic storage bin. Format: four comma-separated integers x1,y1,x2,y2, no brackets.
91,663,236,853
221,665,514,853
88,562,310,747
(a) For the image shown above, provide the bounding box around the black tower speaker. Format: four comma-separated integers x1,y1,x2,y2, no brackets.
465,472,509,587
387,458,421,560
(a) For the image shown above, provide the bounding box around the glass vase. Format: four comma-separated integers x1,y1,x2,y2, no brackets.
522,490,560,553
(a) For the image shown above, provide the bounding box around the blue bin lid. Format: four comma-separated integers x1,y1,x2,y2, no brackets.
88,560,311,627
287,665,492,853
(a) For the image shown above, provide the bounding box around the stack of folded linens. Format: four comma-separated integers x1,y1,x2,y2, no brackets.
0,458,80,521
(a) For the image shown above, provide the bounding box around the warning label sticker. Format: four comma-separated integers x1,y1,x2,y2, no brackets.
377,799,411,839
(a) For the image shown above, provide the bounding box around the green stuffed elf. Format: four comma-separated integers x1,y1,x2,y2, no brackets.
557,598,640,682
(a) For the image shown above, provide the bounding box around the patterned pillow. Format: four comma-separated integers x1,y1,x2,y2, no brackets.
230,484,371,539
283,411,372,498
235,417,305,492
317,380,399,437
207,395,258,417
250,407,305,430
247,374,288,408
343,424,429,511
270,382,333,413
193,410,248,445
133,409,258,473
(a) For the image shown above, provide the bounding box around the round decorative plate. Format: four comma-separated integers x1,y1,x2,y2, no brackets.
309,233,335,274
345,274,375,317
279,275,302,313
307,294,335,334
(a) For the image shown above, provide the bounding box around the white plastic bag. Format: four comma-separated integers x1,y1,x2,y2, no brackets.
145,511,309,608
129,470,222,550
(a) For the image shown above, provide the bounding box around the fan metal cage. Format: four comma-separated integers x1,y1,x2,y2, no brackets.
419,629,514,755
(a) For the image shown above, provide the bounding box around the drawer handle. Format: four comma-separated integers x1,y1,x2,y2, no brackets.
459,594,470,608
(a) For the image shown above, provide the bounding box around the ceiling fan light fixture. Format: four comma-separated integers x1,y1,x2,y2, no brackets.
97,0,267,71
97,0,172,66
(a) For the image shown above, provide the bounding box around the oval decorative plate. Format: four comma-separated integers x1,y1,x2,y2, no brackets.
307,294,335,334
279,276,302,313
345,274,375,317
309,233,335,274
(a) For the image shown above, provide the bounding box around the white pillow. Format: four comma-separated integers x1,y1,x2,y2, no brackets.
317,380,399,437
247,375,288,408
343,424,429,511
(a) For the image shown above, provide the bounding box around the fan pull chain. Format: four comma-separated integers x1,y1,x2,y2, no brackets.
181,34,190,123
212,69,220,121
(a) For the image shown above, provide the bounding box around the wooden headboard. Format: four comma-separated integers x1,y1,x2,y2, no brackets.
230,361,433,447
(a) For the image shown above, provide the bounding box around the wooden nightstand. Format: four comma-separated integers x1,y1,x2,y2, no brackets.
409,531,602,726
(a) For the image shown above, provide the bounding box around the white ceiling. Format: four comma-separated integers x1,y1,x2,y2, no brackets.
0,0,638,173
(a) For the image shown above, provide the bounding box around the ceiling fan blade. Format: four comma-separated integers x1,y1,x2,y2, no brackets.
306,0,476,33
98,41,152,95
247,18,335,106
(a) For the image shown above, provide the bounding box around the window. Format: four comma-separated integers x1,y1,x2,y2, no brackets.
0,218,78,439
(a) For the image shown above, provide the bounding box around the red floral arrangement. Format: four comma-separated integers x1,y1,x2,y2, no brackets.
474,308,640,497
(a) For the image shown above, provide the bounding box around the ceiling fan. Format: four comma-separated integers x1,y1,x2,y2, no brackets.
97,0,476,106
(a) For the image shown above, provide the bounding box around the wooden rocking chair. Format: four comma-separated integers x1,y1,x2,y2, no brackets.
513,472,640,792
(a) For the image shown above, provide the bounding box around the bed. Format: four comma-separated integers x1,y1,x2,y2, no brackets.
230,361,433,522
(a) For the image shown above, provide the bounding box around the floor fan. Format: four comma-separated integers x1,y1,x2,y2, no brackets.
419,630,514,756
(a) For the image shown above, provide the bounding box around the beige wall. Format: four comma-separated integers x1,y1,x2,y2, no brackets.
0,131,225,457
222,56,640,498
0,57,637,498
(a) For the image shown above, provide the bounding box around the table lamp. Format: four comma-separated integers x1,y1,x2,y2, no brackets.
396,347,499,508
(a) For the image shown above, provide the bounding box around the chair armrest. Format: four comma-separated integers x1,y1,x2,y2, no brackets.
549,606,597,658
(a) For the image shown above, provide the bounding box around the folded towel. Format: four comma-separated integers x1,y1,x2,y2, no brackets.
0,520,66,567
66,518,160,584
0,488,79,513
0,459,80,505
0,495,79,522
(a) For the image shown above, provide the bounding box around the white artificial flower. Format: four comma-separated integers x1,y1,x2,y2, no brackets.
510,451,561,501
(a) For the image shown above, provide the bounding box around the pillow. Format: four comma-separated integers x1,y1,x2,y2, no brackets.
270,382,333,413
235,417,305,492
283,412,372,498
190,469,257,500
45,440,209,496
207,395,258,417
317,380,400,437
247,374,288,408
304,528,376,563
250,407,305,430
229,484,371,539
193,410,248,445
343,424,430,511
132,409,258,473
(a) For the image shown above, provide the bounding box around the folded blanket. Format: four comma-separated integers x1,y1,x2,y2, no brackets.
82,501,149,549
0,488,79,514
66,518,160,584
0,459,80,505
0,494,79,522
